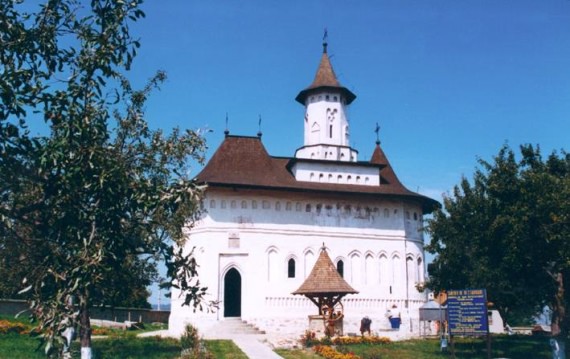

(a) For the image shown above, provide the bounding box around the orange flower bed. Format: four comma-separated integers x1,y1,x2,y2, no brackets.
314,345,359,359
0,320,28,334
332,335,391,345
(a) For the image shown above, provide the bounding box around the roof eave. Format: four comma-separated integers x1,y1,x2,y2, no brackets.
295,86,356,105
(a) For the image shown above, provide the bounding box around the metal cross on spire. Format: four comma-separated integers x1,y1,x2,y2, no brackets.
257,114,262,138
323,28,328,53
224,112,229,136
375,122,381,145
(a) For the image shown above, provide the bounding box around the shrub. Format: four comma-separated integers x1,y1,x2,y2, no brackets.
300,330,318,347
180,324,200,351
178,324,213,359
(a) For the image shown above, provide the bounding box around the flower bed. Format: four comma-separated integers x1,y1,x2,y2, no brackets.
314,345,359,359
0,319,28,334
332,336,391,345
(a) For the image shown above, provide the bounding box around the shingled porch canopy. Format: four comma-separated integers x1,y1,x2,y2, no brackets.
292,245,358,315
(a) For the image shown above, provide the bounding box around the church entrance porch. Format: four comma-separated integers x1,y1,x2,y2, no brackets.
224,268,242,317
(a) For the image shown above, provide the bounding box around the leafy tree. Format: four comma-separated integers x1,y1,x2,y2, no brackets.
0,1,209,357
426,144,570,345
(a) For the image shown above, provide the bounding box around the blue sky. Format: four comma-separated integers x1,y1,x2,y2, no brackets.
122,1,570,304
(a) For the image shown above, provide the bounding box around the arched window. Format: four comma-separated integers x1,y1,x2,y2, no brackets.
337,260,344,278
350,253,361,285
304,251,315,278
365,254,375,284
267,249,278,281
379,254,388,285
407,256,415,288
417,257,424,283
288,258,296,278
391,255,401,287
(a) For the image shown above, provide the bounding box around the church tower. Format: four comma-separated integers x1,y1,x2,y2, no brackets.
295,39,358,162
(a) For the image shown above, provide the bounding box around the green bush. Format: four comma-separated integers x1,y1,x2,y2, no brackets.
179,324,213,359
180,324,200,351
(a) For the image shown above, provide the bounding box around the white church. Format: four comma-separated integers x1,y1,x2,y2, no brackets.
169,40,439,339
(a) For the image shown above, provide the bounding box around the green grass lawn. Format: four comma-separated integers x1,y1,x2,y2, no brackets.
0,334,557,359
0,314,558,359
280,336,555,359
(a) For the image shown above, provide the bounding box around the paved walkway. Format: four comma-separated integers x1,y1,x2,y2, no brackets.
228,335,283,359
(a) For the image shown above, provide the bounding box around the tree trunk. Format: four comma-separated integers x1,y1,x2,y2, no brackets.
79,293,93,359
551,271,567,359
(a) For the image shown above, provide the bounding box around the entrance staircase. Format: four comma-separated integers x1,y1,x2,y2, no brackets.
202,317,265,339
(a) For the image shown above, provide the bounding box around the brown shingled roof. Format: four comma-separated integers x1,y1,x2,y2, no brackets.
196,135,440,213
370,143,405,187
293,246,358,296
295,44,356,105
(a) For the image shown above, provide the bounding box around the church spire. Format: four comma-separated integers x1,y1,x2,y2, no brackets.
295,36,356,105
294,37,358,162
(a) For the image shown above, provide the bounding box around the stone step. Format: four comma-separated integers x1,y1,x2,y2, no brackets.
208,318,266,336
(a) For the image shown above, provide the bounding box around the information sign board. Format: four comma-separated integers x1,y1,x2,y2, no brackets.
447,289,488,336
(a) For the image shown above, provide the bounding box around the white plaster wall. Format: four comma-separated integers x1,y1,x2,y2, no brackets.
303,93,349,147
169,189,427,339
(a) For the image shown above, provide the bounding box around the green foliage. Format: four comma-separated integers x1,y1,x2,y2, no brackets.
0,0,210,355
179,324,215,359
426,144,570,335
180,324,201,351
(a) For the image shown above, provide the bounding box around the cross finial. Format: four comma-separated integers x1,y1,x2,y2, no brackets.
322,28,328,53
375,122,381,145
224,113,229,136
257,114,262,138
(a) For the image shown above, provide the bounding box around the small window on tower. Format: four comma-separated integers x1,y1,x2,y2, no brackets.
333,96,338,102
329,125,333,138
306,204,312,212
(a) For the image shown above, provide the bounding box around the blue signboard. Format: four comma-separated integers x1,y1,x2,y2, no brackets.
447,289,488,336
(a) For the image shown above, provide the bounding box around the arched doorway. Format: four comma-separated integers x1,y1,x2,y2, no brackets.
224,268,241,317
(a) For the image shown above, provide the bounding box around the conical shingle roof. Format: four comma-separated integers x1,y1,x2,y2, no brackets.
295,43,356,105
292,246,358,296
370,143,406,187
